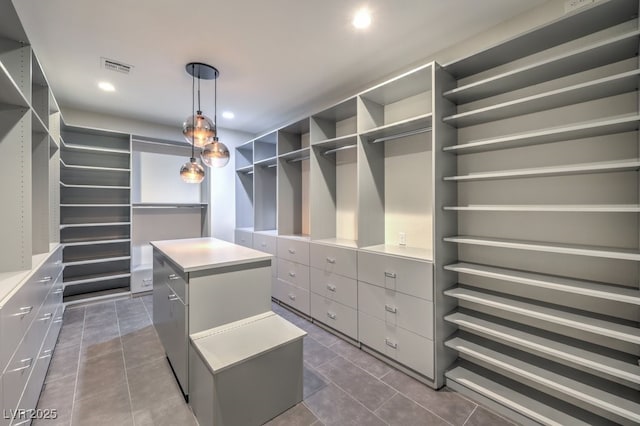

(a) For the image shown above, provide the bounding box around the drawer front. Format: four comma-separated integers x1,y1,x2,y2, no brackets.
358,281,433,339
310,244,357,279
165,259,188,303
165,283,188,394
358,311,434,379
235,230,253,248
277,258,310,290
1,290,38,372
275,279,309,314
310,267,357,309
253,233,277,255
310,293,357,339
277,238,310,265
357,251,432,300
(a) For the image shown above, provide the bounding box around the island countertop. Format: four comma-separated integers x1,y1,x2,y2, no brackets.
150,237,272,273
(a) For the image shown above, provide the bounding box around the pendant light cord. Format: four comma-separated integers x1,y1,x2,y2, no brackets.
191,65,195,159
214,73,217,139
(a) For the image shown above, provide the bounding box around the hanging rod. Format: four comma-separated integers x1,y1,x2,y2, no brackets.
370,127,432,144
323,144,357,156
246,170,254,175
266,163,277,168
287,156,310,163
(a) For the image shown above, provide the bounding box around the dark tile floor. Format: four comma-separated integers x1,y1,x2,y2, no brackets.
34,295,515,426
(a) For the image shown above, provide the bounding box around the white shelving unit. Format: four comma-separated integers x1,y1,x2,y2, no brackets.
440,1,640,423
59,127,132,301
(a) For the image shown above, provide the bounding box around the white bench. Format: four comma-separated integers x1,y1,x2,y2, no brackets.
189,311,306,425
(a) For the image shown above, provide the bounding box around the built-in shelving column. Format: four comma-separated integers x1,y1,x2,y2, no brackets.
254,131,278,237
60,127,132,302
234,140,254,248
440,1,640,423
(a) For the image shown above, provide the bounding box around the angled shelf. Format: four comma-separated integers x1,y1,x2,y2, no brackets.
62,238,131,247
60,222,131,229
278,147,310,162
445,262,640,305
64,255,132,267
0,60,29,108
63,271,131,286
445,336,640,424
313,134,358,150
444,287,640,344
444,114,640,154
445,312,640,385
443,29,640,104
254,156,278,167
443,159,640,182
443,236,640,261
60,159,130,172
443,204,640,212
442,69,640,127
61,138,130,154
60,182,130,190
60,204,130,207
236,164,254,174
446,366,594,426
131,203,207,209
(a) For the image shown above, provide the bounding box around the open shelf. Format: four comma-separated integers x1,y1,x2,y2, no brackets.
64,255,131,267
60,204,130,207
444,29,640,104
254,156,278,167
63,238,130,247
0,60,29,108
131,203,206,209
60,182,130,190
60,138,130,154
444,204,640,212
236,164,254,173
443,69,640,127
446,365,595,426
442,0,639,78
278,119,309,155
279,147,310,162
444,287,640,344
311,97,357,144
360,113,432,143
63,271,131,286
443,235,640,261
445,262,640,305
60,159,130,172
235,140,253,170
62,240,130,264
60,222,131,229
445,312,640,385
444,114,640,154
313,134,358,149
254,131,277,163
445,336,640,424
444,159,640,181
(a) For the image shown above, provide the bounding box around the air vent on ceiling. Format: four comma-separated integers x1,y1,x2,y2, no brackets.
101,57,133,74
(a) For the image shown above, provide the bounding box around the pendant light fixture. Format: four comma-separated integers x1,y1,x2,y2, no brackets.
180,62,230,183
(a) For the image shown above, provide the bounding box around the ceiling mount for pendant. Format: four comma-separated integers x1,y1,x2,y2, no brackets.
186,62,219,80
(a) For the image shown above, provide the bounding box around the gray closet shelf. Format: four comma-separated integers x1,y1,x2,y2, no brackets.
63,271,131,286
360,113,432,142
64,255,131,267
60,159,130,172
443,204,640,212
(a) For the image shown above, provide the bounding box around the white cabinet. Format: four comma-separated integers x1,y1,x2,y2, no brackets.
309,267,357,309
151,239,272,396
277,259,310,291
276,237,310,265
310,293,358,339
234,229,253,249
357,251,432,300
309,243,357,280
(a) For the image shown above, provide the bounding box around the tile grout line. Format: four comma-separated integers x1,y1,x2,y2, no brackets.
115,300,136,426
462,405,478,426
68,307,86,426
319,377,391,426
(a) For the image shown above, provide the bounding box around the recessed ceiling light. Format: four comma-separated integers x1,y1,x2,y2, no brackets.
222,111,235,119
98,81,115,92
352,8,372,29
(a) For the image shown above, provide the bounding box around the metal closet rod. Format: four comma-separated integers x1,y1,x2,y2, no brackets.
323,144,357,156
266,163,277,168
246,170,254,175
370,127,432,144
287,156,310,163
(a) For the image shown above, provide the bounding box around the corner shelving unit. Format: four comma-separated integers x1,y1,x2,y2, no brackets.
60,127,131,302
439,0,640,424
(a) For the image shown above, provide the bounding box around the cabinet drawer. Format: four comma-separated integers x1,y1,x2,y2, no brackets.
277,259,310,290
310,293,357,339
253,233,277,255
357,251,432,300
358,281,433,339
358,311,433,379
154,253,187,303
310,244,357,279
275,279,309,315
1,292,39,372
235,229,253,248
277,238,309,265
310,268,357,309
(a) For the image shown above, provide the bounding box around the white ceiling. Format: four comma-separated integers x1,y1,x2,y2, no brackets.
13,0,547,135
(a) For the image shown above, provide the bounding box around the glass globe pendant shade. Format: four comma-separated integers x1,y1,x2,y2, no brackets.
183,111,216,147
179,158,205,183
201,139,230,168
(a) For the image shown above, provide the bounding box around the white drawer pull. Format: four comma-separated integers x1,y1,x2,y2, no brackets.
168,293,180,301
14,306,33,317
288,271,296,277
53,288,63,295
327,284,336,292
38,312,53,321
14,420,32,426
37,276,52,283
385,339,398,349
39,349,53,359
327,312,336,320
384,271,397,279
326,257,336,264
10,357,33,372
384,304,397,314
168,274,180,281
288,293,296,301
288,248,296,254
54,316,63,323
